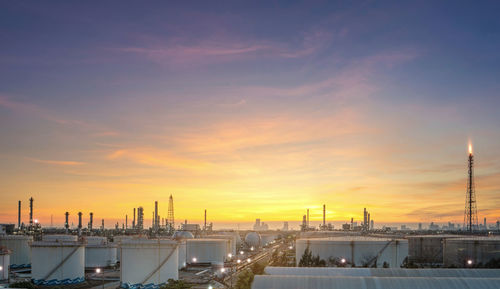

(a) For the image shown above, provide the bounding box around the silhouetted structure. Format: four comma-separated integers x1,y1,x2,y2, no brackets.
464,144,478,233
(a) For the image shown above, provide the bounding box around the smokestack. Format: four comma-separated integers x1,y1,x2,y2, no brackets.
323,204,326,229
133,208,136,229
307,209,309,228
89,212,93,230
154,201,158,230
367,213,371,231
78,212,82,229
101,219,104,230
351,217,353,230
18,200,21,228
363,208,367,230
204,209,207,230
126,214,128,229
29,197,34,226
65,212,69,231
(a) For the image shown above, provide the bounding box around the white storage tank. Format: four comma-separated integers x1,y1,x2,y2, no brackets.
31,240,85,285
177,240,187,269
172,231,194,240
0,247,10,280
205,235,236,256
42,234,78,242
295,237,408,268
408,235,459,264
186,239,228,265
113,235,144,262
84,236,117,268
120,239,178,286
261,234,277,246
0,235,32,268
245,232,261,248
220,231,242,249
443,236,500,267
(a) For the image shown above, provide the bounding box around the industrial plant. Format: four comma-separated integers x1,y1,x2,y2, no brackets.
0,145,499,289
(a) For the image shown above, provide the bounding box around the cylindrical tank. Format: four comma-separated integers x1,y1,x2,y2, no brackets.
177,240,187,269
205,235,236,256
120,239,178,285
408,235,459,264
112,235,144,262
172,231,194,240
31,241,85,285
0,247,10,280
261,234,277,246
220,231,242,249
245,232,261,248
0,235,32,267
295,237,408,267
84,236,117,268
42,234,78,242
443,236,500,267
186,239,228,265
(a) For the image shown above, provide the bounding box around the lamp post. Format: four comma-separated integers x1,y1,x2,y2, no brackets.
96,268,104,289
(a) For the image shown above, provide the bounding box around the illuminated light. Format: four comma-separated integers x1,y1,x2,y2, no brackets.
228,253,232,258
247,258,251,263
192,257,197,263
237,259,241,264
240,251,244,255
208,286,213,289
221,268,226,273
96,268,101,273
34,219,39,224
0,265,3,271
250,246,254,251
288,246,293,250
467,259,473,265
469,143,473,155
341,258,346,264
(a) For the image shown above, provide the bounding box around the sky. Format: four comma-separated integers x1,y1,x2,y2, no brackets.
1,1,500,229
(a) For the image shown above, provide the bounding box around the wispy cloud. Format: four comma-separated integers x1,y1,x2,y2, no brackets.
27,157,86,166
113,29,333,65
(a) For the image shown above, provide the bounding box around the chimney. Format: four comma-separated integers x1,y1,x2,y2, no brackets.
18,200,21,228
78,212,82,229
204,209,207,230
154,201,158,230
307,209,309,228
133,208,136,229
89,212,93,230
65,212,70,231
126,214,128,229
29,197,34,226
322,204,326,229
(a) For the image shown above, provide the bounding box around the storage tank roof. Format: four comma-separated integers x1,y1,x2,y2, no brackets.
31,241,84,247
297,237,407,243
0,235,33,240
264,267,500,278
407,235,461,239
447,236,500,241
121,239,177,247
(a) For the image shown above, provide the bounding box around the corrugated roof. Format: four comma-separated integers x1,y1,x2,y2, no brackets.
252,276,500,289
264,267,500,278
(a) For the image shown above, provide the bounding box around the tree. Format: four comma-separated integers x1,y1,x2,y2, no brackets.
160,279,191,289
235,269,254,289
298,246,326,267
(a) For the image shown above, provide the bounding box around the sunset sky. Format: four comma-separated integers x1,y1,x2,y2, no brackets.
1,1,500,229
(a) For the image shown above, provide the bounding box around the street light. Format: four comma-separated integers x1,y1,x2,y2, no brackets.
467,259,473,266
96,268,103,289
192,257,197,263
341,258,346,264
